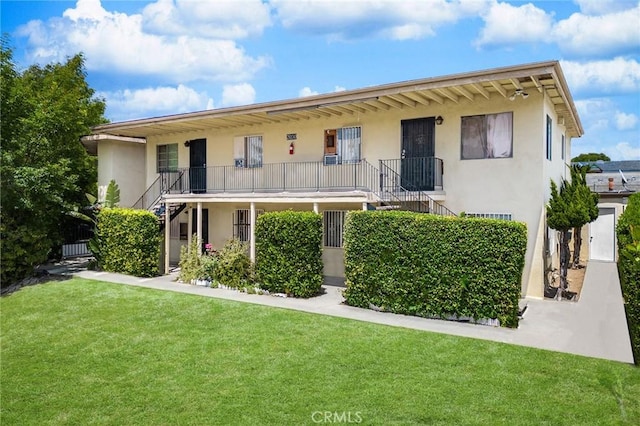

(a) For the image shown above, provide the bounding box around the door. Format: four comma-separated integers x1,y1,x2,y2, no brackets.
192,208,209,253
189,138,206,193
589,207,616,261
401,117,435,191
324,129,337,155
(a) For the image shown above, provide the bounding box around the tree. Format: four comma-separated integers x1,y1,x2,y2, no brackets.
571,152,611,163
546,167,599,299
570,165,599,268
0,38,107,286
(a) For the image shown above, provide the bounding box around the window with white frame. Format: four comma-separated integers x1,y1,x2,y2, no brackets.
323,211,346,248
461,112,513,159
157,143,178,172
465,212,512,221
561,134,566,161
234,135,263,168
324,126,362,164
233,209,264,242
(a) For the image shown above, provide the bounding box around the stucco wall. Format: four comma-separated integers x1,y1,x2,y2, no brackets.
144,92,571,295
97,139,145,207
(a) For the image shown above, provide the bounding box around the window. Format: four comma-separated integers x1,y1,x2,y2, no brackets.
546,115,552,161
324,126,361,164
561,134,566,161
323,211,346,247
157,143,178,172
179,223,188,240
465,212,512,221
234,135,263,168
233,209,264,242
461,112,513,159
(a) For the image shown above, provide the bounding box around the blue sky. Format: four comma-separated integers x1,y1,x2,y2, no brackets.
2,0,639,160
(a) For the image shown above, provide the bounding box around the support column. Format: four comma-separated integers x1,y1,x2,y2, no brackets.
164,202,171,274
196,202,203,254
250,202,256,263
362,202,368,211
313,202,319,214
187,205,192,250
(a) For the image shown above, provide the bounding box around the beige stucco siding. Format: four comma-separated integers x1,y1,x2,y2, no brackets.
144,92,570,295
97,139,145,207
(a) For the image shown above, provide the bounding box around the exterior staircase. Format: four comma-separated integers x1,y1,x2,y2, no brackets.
132,171,186,230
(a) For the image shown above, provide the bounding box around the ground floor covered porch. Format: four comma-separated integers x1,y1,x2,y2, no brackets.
159,192,375,279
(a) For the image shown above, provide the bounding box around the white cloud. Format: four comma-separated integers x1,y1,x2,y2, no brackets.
299,85,346,97
272,0,490,40
561,58,640,94
221,83,256,107
299,87,318,97
615,111,638,131
474,2,554,48
16,0,271,83
101,84,213,120
613,142,640,160
142,0,272,39
552,5,640,57
573,0,636,15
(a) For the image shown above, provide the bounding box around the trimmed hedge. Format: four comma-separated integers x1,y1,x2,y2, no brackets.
343,211,527,328
255,211,323,297
617,192,640,365
97,208,160,277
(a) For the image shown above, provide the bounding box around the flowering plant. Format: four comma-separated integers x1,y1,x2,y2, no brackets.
204,243,218,256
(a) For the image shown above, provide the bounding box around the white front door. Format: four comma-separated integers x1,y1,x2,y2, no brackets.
589,208,616,261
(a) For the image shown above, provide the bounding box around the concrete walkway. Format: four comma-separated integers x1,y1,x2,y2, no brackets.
68,260,633,364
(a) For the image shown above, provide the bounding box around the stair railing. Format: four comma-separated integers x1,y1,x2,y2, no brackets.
378,160,456,217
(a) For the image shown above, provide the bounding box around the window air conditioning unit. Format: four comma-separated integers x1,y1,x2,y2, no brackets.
323,155,339,165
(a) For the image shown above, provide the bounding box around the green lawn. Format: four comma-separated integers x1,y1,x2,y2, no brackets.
2,278,639,425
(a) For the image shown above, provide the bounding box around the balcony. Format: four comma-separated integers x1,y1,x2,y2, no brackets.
164,160,377,195
160,157,444,196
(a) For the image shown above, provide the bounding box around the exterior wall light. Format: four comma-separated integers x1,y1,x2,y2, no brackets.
435,116,444,125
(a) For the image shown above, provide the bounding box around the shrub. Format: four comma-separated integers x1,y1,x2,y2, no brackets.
255,211,323,298
97,208,160,277
178,236,202,284
617,193,640,365
214,239,253,289
343,211,527,328
199,253,218,282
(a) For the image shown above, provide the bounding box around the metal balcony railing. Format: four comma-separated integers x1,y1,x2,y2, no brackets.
165,160,380,195
135,157,455,217
379,157,443,192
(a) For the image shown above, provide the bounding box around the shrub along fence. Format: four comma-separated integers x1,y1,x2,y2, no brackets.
617,192,640,365
255,211,323,298
98,208,161,277
343,211,527,328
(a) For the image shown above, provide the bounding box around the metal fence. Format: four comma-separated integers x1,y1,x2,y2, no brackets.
60,221,93,259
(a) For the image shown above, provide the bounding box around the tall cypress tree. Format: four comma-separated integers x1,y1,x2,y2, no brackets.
570,165,599,268
546,166,599,299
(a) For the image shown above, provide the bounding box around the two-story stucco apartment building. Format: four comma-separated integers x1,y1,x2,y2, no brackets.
83,60,583,299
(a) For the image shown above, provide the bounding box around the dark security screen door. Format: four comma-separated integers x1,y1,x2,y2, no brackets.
189,138,206,193
401,117,435,191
